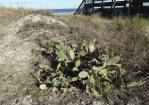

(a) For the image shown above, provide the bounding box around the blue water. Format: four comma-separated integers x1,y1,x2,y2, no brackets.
49,8,76,15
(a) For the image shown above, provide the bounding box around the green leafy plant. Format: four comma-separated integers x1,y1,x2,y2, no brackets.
34,40,126,95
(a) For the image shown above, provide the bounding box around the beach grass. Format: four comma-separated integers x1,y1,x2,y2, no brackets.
0,7,148,104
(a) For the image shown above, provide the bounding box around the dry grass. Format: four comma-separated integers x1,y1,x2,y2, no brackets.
0,7,148,104
33,9,54,17
0,7,31,16
0,7,54,26
59,15,149,104
61,14,149,77
59,13,105,29
58,14,107,44
102,17,149,79
0,7,32,25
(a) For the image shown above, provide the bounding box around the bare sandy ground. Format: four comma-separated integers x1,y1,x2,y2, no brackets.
0,14,70,105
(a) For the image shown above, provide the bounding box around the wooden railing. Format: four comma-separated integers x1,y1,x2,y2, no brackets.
75,0,149,15
75,0,95,15
75,0,86,14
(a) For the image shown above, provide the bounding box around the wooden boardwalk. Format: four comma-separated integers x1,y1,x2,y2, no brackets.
75,0,149,16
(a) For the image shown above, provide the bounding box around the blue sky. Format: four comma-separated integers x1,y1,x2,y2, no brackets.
0,0,82,9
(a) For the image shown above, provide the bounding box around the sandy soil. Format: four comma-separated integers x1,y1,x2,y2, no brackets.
0,14,70,105
0,12,148,105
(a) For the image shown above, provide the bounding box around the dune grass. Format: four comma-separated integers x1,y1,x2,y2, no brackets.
59,13,105,29
33,9,54,17
0,7,32,26
0,7,148,104
58,14,149,104
0,7,54,26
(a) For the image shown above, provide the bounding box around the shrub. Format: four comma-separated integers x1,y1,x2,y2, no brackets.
34,40,126,95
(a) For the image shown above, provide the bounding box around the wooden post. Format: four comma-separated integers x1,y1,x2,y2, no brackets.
128,0,130,16
92,0,95,13
84,0,87,15
111,0,114,15
114,0,116,15
139,0,143,15
102,0,104,14
124,0,126,9
124,0,126,15
111,0,113,9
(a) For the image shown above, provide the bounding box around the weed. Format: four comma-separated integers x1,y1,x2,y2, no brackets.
34,40,126,96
